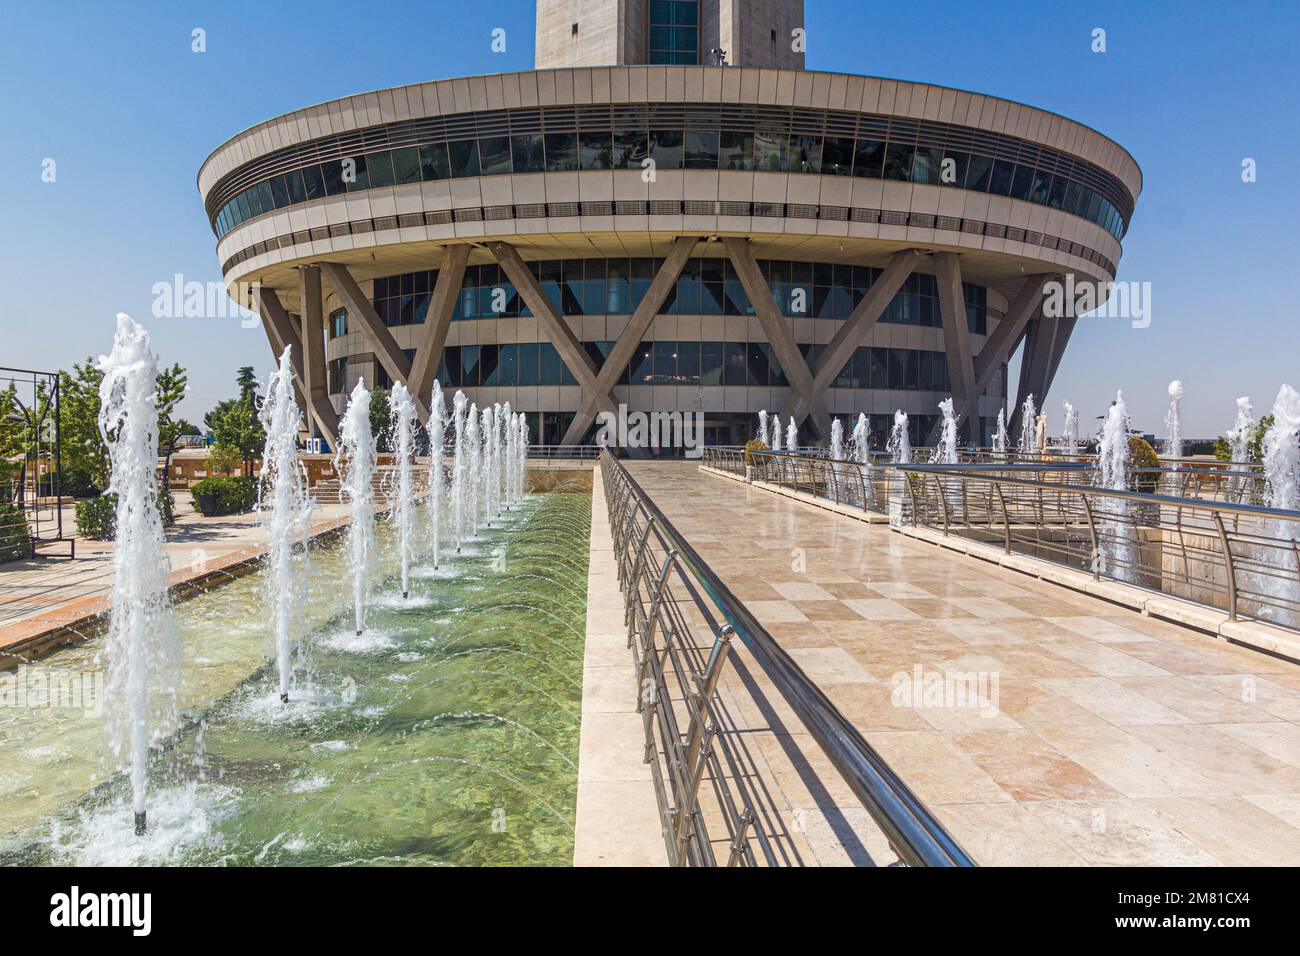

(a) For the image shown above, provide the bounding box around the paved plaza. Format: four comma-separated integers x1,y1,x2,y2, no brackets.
611,462,1300,866
0,498,347,658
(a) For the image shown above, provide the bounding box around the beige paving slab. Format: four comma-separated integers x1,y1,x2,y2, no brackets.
628,461,1300,866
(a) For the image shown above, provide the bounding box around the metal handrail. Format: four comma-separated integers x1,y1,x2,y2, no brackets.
602,449,974,867
716,448,1300,632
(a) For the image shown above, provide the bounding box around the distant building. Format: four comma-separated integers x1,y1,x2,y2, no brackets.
199,0,1140,448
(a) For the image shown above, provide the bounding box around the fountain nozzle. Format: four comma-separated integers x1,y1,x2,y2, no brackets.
134,811,147,836
280,691,289,704
356,628,363,637
402,590,409,600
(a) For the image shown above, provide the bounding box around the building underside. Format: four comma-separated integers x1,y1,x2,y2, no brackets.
199,62,1139,450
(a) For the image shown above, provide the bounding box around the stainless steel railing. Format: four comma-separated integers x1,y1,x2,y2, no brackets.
601,449,974,866
710,448,1300,632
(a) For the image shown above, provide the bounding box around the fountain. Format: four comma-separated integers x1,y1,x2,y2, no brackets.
932,398,959,465
387,382,418,599
481,404,496,527
1096,392,1134,581
503,402,516,512
97,314,180,837
1263,385,1300,514
888,410,911,464
1164,380,1184,466
1227,396,1255,501
426,381,447,569
771,414,782,451
847,413,872,508
451,390,468,552
786,418,798,452
1062,402,1079,456
992,408,1008,457
467,403,482,535
337,379,378,635
257,345,315,703
1018,393,1037,457
830,418,844,461
513,412,528,507
758,410,769,446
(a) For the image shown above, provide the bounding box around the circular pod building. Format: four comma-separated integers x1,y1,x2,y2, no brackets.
198,0,1140,451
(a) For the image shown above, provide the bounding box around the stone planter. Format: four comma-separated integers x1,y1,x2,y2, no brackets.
745,465,755,483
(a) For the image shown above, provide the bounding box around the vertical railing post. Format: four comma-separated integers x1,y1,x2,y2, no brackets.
1081,495,1101,580
625,514,656,640
727,810,754,867
994,483,1012,554
673,624,734,861
1212,512,1238,621
933,475,950,536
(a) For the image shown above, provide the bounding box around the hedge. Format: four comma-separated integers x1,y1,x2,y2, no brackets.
0,503,31,563
190,476,258,516
75,488,176,541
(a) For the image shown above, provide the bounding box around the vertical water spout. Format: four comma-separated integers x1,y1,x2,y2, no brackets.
427,381,446,568
451,390,467,552
337,379,377,635
467,403,481,535
1062,402,1079,457
1227,396,1254,502
388,382,418,599
258,345,314,703
99,314,179,836
1018,394,1037,458
1097,391,1133,582
932,398,958,464
1164,380,1184,466
888,410,911,464
758,410,769,446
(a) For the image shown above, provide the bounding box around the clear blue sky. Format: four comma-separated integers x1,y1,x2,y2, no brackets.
2,0,1297,436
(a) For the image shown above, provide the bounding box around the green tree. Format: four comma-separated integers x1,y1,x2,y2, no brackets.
1214,415,1274,463
369,386,392,452
59,359,109,494
236,366,259,407
211,400,265,475
155,363,189,480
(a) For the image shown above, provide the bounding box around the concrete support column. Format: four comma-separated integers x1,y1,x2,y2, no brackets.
950,272,1057,441
407,244,471,411
722,236,829,441
933,252,977,444
319,260,427,421
297,265,329,442
561,236,699,446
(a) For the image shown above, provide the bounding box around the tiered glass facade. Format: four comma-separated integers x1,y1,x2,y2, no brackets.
210,105,1132,242
368,257,987,332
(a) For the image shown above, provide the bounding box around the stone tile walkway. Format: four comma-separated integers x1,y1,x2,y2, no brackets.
0,497,347,658
623,462,1300,866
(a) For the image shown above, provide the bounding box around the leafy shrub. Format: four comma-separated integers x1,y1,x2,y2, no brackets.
190,476,258,515
75,495,116,540
75,487,176,540
1128,436,1160,493
61,469,101,499
744,439,769,467
0,502,31,562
